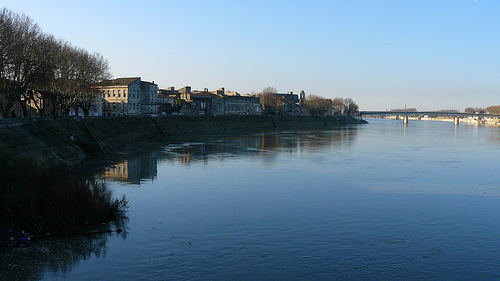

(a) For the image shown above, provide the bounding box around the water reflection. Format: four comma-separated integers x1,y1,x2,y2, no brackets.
0,230,125,281
13,121,500,280
102,152,159,184
101,127,360,183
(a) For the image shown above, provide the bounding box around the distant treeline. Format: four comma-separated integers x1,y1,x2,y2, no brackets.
257,87,360,116
464,106,500,115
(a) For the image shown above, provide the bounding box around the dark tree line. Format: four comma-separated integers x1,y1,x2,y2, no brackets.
257,86,359,116
466,106,500,115
485,106,500,115
464,107,485,114
0,7,111,118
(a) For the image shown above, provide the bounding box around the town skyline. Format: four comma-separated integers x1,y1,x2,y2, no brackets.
2,0,499,111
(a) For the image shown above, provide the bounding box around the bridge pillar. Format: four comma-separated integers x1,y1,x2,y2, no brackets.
454,116,459,125
403,115,409,124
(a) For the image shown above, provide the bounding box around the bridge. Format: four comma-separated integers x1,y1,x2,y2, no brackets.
359,111,500,125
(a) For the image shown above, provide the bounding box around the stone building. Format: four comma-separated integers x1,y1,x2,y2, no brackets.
212,96,262,116
99,77,158,116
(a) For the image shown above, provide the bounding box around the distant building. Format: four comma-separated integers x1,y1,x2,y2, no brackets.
212,96,262,116
178,87,262,116
140,81,159,115
274,91,300,115
158,87,181,99
210,87,225,97
276,92,299,103
225,90,240,96
157,88,179,114
99,77,158,116
179,86,192,100
179,90,217,116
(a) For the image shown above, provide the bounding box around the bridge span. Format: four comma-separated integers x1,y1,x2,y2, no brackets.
360,111,500,118
359,111,500,125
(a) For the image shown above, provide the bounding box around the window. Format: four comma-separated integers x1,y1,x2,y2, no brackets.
118,93,121,97
124,93,126,98
113,90,115,97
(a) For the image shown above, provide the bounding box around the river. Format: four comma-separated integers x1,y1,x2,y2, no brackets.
2,118,500,280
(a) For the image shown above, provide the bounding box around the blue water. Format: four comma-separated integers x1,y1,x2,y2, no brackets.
3,119,500,280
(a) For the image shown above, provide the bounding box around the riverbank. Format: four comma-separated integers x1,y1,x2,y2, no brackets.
0,115,366,170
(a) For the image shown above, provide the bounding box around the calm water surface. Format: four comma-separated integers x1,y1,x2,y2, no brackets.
3,119,500,280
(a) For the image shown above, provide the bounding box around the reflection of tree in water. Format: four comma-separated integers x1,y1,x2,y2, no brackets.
0,229,126,281
485,127,500,145
99,128,361,183
160,127,360,165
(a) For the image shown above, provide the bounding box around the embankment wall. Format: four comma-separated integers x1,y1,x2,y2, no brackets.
0,115,365,170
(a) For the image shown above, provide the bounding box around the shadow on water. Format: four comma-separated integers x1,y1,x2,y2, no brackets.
0,230,126,281
0,159,129,281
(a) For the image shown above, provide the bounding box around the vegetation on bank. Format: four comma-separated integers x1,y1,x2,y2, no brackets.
465,105,500,115
0,159,127,241
255,86,360,116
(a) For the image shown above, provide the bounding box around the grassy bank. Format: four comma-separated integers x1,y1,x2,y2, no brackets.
0,115,366,170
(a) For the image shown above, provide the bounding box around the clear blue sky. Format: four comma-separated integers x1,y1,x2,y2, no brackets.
3,0,498,111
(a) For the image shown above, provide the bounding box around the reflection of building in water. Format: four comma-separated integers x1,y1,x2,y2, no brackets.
162,128,360,165
103,152,158,184
177,153,192,164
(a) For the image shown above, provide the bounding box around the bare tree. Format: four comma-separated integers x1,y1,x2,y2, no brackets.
485,105,500,115
258,87,280,115
27,34,61,117
331,97,359,116
76,52,111,117
0,7,111,119
304,94,332,116
1,9,47,118
342,98,358,116
332,97,345,115
51,43,81,116
0,8,17,117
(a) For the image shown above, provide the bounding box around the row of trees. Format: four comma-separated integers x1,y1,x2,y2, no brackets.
464,107,485,114
464,106,500,115
0,8,111,118
256,87,359,116
485,106,500,115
